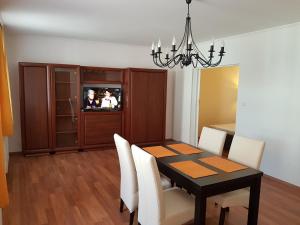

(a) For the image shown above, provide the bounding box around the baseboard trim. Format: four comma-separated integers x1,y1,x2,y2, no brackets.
264,174,299,189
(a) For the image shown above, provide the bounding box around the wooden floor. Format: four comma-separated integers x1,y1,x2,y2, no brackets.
3,150,300,225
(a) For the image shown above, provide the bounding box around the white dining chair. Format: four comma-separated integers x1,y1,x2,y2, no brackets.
131,144,195,225
213,135,265,225
113,134,171,225
198,127,227,156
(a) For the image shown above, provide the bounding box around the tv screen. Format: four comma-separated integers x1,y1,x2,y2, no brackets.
82,86,122,111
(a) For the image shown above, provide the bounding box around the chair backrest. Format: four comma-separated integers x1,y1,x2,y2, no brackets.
131,145,164,225
113,134,138,211
198,127,227,156
228,135,265,169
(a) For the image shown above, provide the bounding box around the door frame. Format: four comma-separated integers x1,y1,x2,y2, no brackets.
190,64,240,146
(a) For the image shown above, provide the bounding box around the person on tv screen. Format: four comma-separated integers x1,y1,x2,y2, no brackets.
101,90,118,108
84,89,97,109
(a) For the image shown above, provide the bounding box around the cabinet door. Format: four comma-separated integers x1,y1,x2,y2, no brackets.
147,72,166,142
52,66,80,149
21,65,51,151
130,71,149,143
83,113,122,146
129,69,167,144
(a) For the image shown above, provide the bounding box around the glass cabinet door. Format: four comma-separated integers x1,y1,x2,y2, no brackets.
54,67,79,148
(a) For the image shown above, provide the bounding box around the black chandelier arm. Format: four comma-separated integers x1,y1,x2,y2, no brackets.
188,19,209,61
172,16,190,56
166,57,177,69
191,53,208,66
153,52,183,68
165,54,183,68
210,55,224,67
158,52,167,67
152,54,164,68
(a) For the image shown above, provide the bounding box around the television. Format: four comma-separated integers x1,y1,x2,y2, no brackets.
82,85,122,111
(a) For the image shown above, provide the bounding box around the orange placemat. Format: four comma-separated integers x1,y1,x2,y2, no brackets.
143,146,178,158
167,143,203,155
199,156,248,172
170,160,217,178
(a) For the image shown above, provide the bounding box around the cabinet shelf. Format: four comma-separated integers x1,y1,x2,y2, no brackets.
56,81,76,84
80,80,122,84
56,99,76,102
56,114,76,117
56,130,77,134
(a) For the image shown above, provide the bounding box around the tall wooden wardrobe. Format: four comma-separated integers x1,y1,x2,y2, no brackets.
124,68,167,145
20,63,81,154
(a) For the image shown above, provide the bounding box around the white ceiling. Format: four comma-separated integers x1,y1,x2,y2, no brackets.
1,0,300,47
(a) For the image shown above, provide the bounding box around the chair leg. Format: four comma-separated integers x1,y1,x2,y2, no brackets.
129,211,135,225
219,207,226,225
120,199,124,213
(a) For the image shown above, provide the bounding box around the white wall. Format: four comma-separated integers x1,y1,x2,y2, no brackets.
173,22,300,186
5,33,174,152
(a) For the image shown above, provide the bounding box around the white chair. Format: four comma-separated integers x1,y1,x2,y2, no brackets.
131,144,195,225
213,135,265,225
113,134,171,225
198,127,227,156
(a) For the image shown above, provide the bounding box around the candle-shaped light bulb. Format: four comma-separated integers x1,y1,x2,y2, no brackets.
158,39,161,48
151,42,155,50
221,40,225,48
155,46,158,53
210,39,215,52
172,36,176,46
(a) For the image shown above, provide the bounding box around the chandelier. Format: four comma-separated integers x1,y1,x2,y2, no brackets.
151,0,225,68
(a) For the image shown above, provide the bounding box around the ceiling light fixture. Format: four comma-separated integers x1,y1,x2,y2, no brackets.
151,0,225,68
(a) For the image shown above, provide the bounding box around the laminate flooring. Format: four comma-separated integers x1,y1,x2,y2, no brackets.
3,150,300,225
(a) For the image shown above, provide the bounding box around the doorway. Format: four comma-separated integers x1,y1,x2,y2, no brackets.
198,65,239,153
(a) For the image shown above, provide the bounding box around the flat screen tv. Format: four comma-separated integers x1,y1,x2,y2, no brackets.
82,86,122,111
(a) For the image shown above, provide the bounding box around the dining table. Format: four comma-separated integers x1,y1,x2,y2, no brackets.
143,143,263,225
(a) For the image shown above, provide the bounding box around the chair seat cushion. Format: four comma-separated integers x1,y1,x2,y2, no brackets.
163,188,195,225
212,188,250,208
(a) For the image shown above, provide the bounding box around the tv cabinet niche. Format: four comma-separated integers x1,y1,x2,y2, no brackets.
80,66,124,149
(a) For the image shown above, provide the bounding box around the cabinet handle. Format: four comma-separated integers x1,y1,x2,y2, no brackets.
68,98,75,124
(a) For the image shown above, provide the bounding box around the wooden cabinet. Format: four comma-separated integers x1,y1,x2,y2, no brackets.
20,63,81,154
20,63,167,154
124,68,167,145
81,112,122,148
20,63,52,153
51,66,81,150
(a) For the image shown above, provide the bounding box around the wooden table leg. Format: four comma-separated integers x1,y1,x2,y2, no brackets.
194,194,206,225
247,176,262,225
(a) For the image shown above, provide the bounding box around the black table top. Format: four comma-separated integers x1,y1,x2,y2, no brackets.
155,145,263,196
